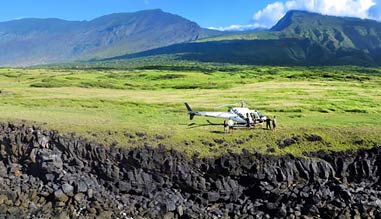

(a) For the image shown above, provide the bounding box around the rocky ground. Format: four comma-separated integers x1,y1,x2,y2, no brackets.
0,122,380,218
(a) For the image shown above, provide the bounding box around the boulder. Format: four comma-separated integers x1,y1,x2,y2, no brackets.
75,180,88,193
54,189,69,203
61,183,74,197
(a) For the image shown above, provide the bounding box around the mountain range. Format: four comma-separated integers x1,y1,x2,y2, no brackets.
0,9,218,66
0,9,380,66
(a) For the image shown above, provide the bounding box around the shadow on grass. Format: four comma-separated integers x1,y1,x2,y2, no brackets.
210,131,225,134
187,124,218,129
186,120,223,129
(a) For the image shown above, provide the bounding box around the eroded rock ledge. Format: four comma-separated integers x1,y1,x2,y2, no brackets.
0,123,380,218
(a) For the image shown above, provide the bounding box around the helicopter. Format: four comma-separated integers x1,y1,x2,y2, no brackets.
184,102,268,127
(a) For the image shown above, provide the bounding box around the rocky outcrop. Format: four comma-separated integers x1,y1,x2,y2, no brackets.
0,122,380,218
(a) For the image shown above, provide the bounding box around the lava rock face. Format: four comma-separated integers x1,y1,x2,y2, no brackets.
0,123,380,218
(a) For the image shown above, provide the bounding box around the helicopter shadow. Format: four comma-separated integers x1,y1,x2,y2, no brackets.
186,120,222,129
210,131,225,134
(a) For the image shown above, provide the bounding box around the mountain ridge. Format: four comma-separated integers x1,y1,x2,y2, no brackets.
0,9,218,66
100,10,381,66
1,9,381,66
271,10,381,52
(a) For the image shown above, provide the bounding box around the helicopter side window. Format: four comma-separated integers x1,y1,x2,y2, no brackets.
252,113,259,120
257,112,264,118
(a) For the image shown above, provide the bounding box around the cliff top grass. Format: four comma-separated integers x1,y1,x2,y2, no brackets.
0,65,380,157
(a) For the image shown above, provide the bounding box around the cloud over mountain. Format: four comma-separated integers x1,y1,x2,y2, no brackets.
253,0,380,28
207,0,380,31
208,24,264,31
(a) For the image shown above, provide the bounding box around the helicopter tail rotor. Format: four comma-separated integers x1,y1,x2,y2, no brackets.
184,102,196,120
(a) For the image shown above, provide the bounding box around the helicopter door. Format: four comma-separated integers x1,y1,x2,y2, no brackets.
253,112,259,120
250,113,255,122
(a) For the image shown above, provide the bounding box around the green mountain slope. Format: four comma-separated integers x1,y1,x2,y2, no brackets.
104,39,327,65
106,38,381,66
0,9,219,66
272,10,381,52
102,10,381,66
2,10,381,67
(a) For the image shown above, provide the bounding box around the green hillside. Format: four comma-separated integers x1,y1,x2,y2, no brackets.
0,9,220,66
272,10,381,52
105,39,332,66
101,10,381,66
2,9,381,67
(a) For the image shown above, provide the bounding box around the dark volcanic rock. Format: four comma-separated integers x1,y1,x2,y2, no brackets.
277,136,301,148
0,122,380,218
305,134,323,142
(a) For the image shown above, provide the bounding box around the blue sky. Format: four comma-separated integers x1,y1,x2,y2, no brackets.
0,0,275,26
0,0,380,30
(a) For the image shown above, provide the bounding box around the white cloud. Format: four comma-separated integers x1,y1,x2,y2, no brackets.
252,2,286,28
252,0,379,28
208,23,266,31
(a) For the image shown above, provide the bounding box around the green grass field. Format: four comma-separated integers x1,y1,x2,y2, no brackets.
0,65,380,157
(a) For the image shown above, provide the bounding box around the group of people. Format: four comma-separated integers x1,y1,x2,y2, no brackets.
265,116,277,130
223,115,277,134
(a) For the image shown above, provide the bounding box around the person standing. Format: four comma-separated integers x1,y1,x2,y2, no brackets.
228,119,234,134
224,120,229,134
246,113,250,129
272,115,277,130
266,117,271,130
250,113,256,129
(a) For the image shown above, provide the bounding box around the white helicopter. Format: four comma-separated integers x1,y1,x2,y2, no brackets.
185,102,268,127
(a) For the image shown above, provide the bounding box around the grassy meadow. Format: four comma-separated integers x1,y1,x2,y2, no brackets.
0,65,380,157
